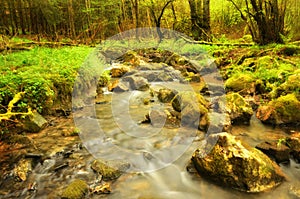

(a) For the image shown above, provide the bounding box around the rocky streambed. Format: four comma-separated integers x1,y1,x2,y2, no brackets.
1,47,300,199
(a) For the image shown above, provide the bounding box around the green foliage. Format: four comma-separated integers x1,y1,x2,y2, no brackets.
0,46,93,114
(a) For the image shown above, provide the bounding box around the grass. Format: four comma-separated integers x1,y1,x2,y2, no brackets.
0,46,93,114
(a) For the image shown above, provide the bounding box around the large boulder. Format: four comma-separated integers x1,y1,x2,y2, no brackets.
226,93,254,125
191,132,286,193
256,93,300,125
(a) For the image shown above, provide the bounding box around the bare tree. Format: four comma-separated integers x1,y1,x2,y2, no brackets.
149,0,174,42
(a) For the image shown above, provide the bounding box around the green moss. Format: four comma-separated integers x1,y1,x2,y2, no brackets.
257,56,274,68
226,93,253,114
272,94,300,123
171,91,209,112
226,93,254,124
98,70,111,87
0,46,93,114
91,159,122,180
61,179,88,199
225,73,255,93
258,93,300,125
270,72,300,99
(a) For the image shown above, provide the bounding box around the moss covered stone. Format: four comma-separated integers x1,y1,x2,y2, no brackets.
191,133,286,193
118,51,140,66
171,91,210,129
225,73,256,94
226,93,254,124
171,91,209,112
157,88,177,103
270,72,300,99
61,179,88,199
91,159,129,180
257,93,300,125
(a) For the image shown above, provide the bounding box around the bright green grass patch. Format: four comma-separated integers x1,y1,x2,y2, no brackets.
0,46,93,114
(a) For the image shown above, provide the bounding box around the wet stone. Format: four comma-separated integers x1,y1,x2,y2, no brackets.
124,76,150,91
287,133,300,162
113,81,130,92
149,109,167,128
255,141,291,163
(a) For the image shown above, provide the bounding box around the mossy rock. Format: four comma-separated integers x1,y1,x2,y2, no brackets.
226,93,253,124
98,71,111,87
118,51,140,66
61,179,89,199
257,56,274,68
171,91,209,112
225,73,255,94
110,66,130,78
257,93,300,125
22,112,48,133
157,88,177,103
91,159,129,180
270,72,300,99
171,91,209,129
191,133,286,193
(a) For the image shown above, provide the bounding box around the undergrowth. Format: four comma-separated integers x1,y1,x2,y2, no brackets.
0,46,93,114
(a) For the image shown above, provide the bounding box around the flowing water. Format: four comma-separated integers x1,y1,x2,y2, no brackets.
1,78,300,199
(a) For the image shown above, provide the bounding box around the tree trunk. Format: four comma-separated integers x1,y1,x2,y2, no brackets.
68,0,76,38
229,0,285,45
171,2,177,29
8,0,16,35
134,0,139,40
188,0,211,41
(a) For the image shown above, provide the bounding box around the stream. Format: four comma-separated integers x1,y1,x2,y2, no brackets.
1,63,300,199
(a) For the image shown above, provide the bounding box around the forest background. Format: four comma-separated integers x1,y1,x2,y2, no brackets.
1,0,299,44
